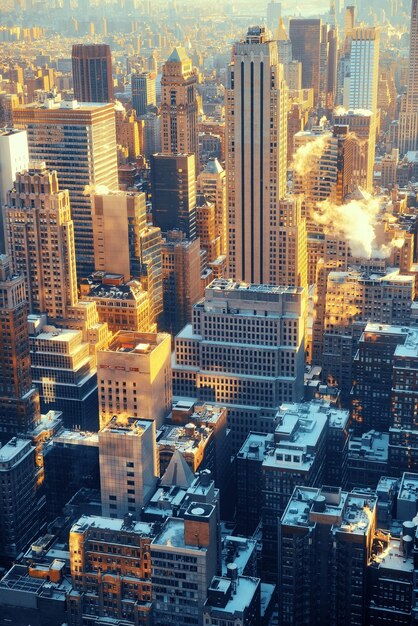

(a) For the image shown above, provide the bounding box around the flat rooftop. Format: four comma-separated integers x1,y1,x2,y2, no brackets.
157,423,211,452
108,331,167,353
152,518,206,552
398,473,418,503
349,430,389,462
0,437,32,464
206,576,259,615
282,486,377,536
208,278,304,296
372,538,414,573
71,515,154,536
101,416,153,437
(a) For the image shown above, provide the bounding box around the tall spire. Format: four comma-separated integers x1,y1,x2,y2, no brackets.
276,17,288,41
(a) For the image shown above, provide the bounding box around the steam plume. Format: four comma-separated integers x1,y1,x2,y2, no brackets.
291,133,330,176
313,196,404,259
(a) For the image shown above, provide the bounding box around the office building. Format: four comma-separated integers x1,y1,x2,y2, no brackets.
389,327,418,475
13,97,118,279
139,111,161,159
334,109,376,192
289,19,322,104
151,153,196,239
151,503,218,626
197,158,227,257
344,27,380,113
81,275,152,334
0,560,70,626
43,429,100,520
29,320,99,431
196,195,221,264
293,126,355,222
279,486,377,626
236,402,329,578
160,47,199,164
161,232,202,334
347,430,389,489
368,534,415,626
399,0,418,154
351,324,410,434
263,404,328,578
69,515,155,625
0,128,29,252
0,437,39,559
204,573,261,626
276,196,308,290
226,26,288,284
132,71,156,116
115,104,141,162
0,255,40,440
92,191,163,324
71,43,114,103
318,268,415,400
99,416,159,518
173,279,306,451
97,331,172,429
5,164,78,320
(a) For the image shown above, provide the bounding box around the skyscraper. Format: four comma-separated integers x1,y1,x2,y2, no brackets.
226,26,288,284
72,43,114,103
0,437,40,558
5,164,78,320
173,279,306,451
99,416,159,518
0,255,40,440
92,191,163,325
160,47,199,166
131,71,156,116
151,153,197,239
276,196,308,290
0,128,29,253
344,27,380,113
13,98,118,279
161,232,202,334
289,19,322,104
97,330,172,429
334,109,376,192
399,0,418,154
197,159,227,257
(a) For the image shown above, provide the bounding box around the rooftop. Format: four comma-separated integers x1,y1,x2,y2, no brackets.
152,516,207,552
206,576,259,615
398,472,418,504
282,486,377,536
107,331,167,353
372,538,414,573
157,423,212,453
71,515,154,536
349,430,389,463
207,278,304,296
0,437,32,464
87,279,145,302
101,416,153,437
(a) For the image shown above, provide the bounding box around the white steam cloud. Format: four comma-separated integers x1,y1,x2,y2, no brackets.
313,196,405,259
292,133,330,176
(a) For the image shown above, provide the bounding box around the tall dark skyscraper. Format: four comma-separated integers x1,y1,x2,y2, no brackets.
289,18,322,104
151,153,197,239
72,44,114,103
